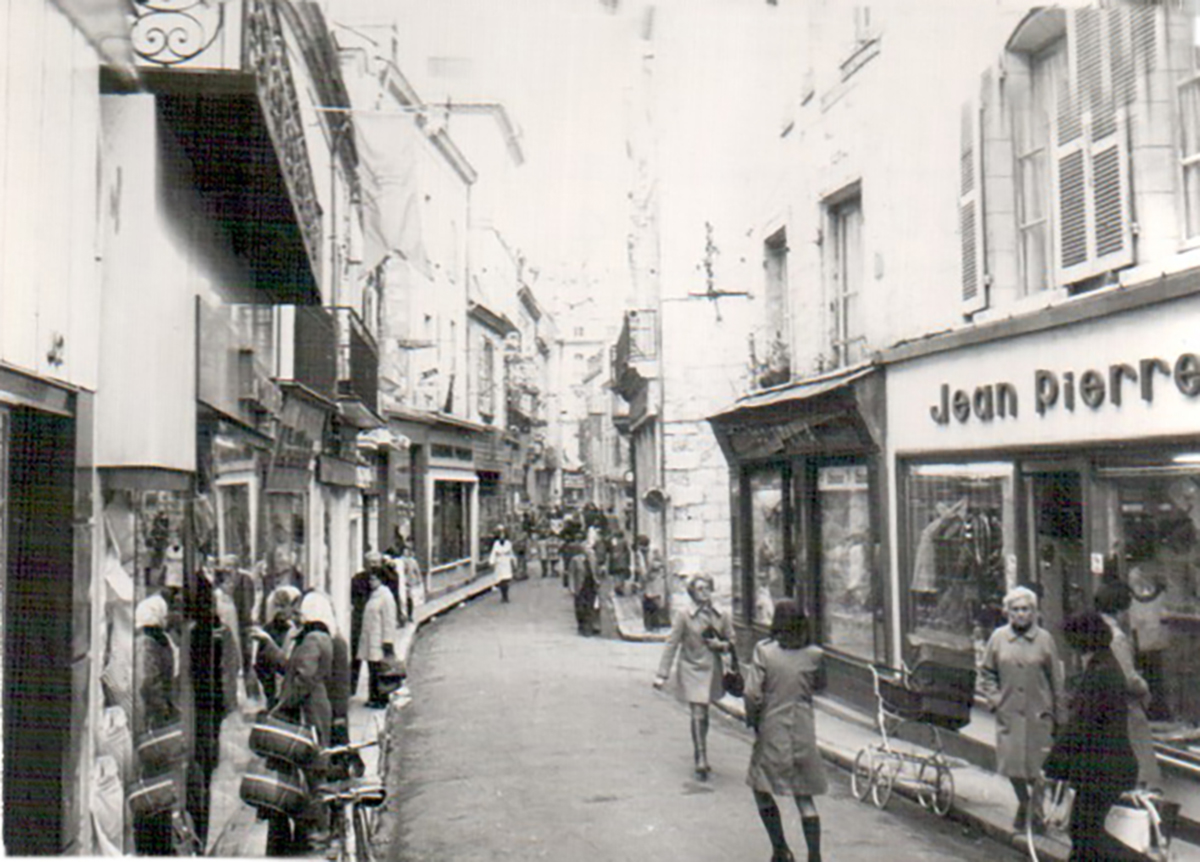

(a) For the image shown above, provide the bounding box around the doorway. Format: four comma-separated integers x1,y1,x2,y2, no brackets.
1026,469,1088,661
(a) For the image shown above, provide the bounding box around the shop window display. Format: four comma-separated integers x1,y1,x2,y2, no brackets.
433,480,472,566
818,464,875,660
1098,465,1200,738
905,462,1013,666
748,467,786,626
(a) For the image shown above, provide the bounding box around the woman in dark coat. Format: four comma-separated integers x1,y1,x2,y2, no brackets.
1043,611,1139,861
653,575,733,780
744,600,827,862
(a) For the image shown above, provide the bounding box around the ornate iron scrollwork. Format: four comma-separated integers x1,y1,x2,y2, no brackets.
244,0,324,285
130,0,224,66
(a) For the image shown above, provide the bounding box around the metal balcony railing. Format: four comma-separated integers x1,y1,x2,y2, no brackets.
333,307,379,424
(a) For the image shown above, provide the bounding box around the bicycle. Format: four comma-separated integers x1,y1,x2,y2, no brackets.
314,738,386,862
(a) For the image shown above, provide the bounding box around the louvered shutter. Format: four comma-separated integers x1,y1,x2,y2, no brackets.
1053,6,1134,286
960,99,987,313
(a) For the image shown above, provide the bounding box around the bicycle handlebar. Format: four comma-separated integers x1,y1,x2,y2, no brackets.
323,738,380,758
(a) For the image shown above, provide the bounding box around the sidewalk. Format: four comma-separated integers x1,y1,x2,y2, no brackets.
609,602,1197,862
214,571,501,858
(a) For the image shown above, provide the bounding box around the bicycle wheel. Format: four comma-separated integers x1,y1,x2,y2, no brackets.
851,748,874,802
917,761,954,816
872,756,899,809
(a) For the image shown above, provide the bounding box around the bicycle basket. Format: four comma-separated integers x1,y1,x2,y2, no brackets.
240,761,309,817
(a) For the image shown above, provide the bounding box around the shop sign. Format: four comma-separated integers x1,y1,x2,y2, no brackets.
929,351,1200,425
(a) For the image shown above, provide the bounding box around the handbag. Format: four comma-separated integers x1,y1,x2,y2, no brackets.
1105,789,1172,860
722,650,745,698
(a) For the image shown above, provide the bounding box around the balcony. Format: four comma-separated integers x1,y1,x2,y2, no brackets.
333,307,381,428
273,305,337,404
612,308,658,402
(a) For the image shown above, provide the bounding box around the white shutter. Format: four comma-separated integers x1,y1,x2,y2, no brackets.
960,99,987,313
1053,7,1134,286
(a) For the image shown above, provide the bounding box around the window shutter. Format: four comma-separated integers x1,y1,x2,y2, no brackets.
960,99,987,313
1053,7,1134,286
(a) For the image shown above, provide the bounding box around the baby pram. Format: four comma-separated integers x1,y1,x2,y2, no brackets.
851,646,975,816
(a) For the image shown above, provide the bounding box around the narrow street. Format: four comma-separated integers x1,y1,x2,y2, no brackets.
382,572,1020,862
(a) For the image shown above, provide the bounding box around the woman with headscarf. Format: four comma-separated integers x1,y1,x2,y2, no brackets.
253,585,302,709
653,574,734,780
133,593,179,856
979,585,1067,834
249,590,337,856
744,600,827,862
1043,612,1139,861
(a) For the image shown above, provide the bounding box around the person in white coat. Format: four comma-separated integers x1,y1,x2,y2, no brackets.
356,570,399,708
489,526,516,604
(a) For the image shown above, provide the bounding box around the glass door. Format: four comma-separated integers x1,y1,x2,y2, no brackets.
1025,468,1088,663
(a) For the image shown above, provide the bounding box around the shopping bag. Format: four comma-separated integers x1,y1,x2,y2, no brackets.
1039,779,1075,834
1105,789,1172,861
721,651,745,698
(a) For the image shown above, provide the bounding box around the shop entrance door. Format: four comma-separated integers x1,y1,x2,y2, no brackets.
1025,469,1088,662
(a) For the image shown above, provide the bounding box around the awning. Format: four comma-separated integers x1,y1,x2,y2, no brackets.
708,362,884,461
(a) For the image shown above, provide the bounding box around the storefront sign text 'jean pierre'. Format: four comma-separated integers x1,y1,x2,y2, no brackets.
929,352,1200,425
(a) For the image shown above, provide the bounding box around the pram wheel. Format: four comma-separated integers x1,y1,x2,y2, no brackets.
851,748,874,801
872,757,899,809
917,761,954,817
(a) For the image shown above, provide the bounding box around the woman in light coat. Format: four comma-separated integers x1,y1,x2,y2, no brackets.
357,570,399,708
489,526,515,603
979,585,1066,834
653,575,733,779
745,600,827,862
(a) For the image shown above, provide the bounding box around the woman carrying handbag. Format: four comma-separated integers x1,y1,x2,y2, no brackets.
653,575,732,780
743,600,827,862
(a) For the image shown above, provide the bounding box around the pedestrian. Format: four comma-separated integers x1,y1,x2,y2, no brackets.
253,585,301,708
489,525,516,603
639,536,669,630
399,542,425,622
567,540,599,635
744,600,827,862
979,585,1066,834
653,574,733,780
610,532,632,594
356,568,399,708
1094,580,1162,790
350,552,397,698
251,589,335,856
132,593,179,856
1043,611,1139,861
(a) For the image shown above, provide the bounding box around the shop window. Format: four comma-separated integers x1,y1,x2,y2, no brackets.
904,462,1014,666
748,466,788,627
817,464,875,660
265,492,306,591
1096,461,1200,737
432,480,472,566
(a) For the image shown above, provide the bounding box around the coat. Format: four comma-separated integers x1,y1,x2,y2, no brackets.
979,623,1066,779
1044,647,1138,794
743,640,828,796
356,584,398,663
275,622,334,746
656,602,732,705
1102,615,1161,788
489,538,515,582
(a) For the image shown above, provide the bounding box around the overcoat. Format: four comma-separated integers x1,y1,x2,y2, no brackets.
1102,615,1161,787
489,538,515,582
656,602,732,705
1044,647,1138,793
979,622,1066,779
357,584,399,663
275,622,334,746
743,640,828,796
